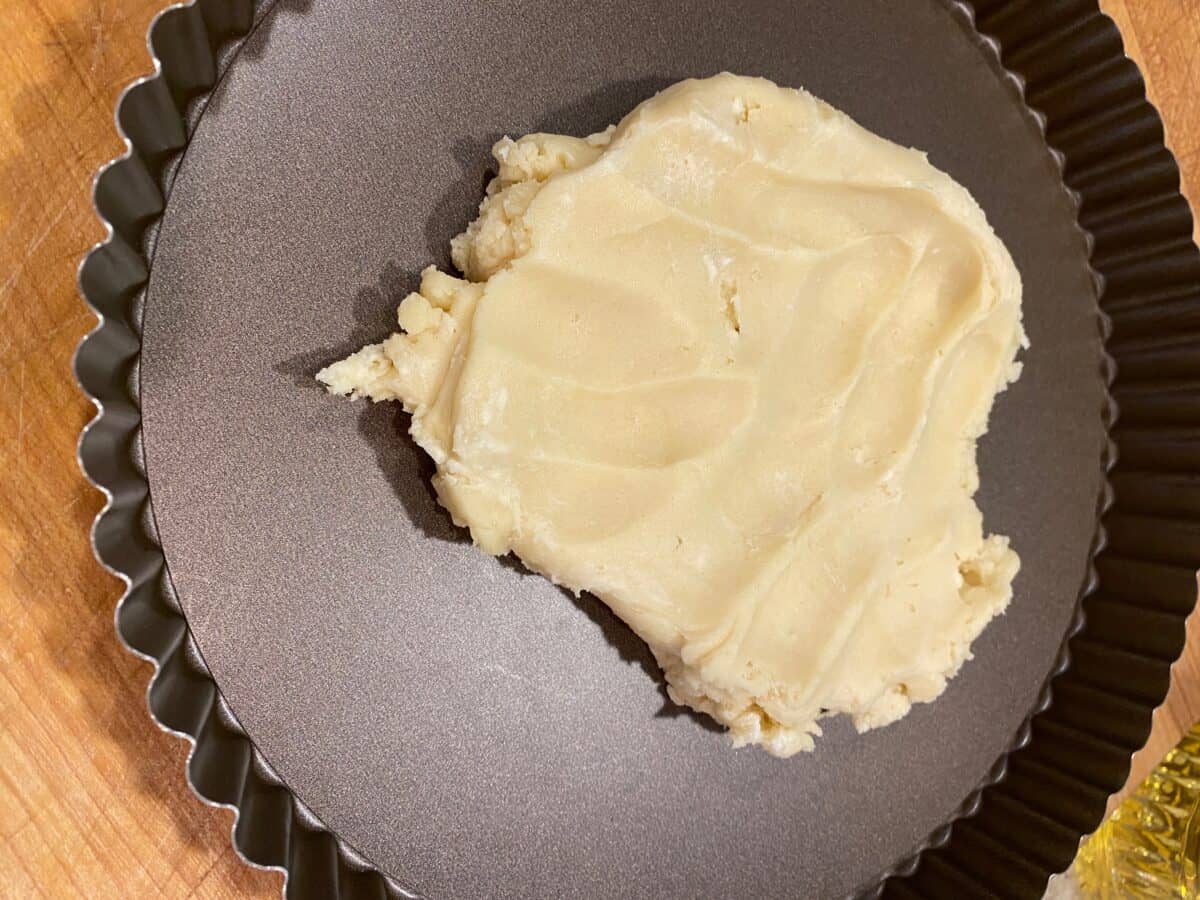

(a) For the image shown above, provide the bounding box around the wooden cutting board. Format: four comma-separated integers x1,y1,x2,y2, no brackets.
0,1,1195,896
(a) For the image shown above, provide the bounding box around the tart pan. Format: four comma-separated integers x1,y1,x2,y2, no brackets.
76,0,1200,896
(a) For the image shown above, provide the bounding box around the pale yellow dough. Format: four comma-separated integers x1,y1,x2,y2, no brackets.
319,74,1025,756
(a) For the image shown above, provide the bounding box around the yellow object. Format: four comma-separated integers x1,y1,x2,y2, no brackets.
1072,724,1200,898
318,74,1026,756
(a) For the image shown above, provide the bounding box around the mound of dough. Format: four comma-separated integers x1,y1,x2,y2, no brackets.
319,74,1025,756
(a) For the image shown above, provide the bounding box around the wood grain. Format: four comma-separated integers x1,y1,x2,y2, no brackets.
0,1,1195,895
0,1,281,896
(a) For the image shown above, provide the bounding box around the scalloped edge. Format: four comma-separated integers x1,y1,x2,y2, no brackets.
73,2,1198,898
876,1,1199,895
74,2,417,898
865,3,1117,896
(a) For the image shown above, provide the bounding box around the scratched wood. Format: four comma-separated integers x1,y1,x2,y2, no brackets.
0,1,1195,896
0,0,282,896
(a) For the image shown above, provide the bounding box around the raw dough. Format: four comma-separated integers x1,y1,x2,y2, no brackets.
319,74,1025,756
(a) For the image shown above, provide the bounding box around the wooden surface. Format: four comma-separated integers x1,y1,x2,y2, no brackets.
0,1,1196,896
